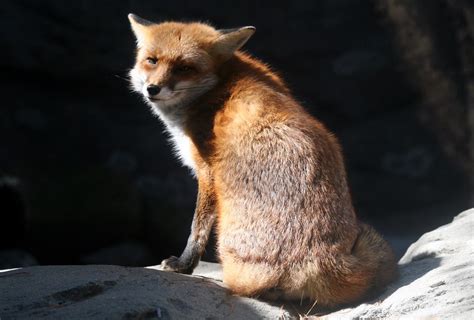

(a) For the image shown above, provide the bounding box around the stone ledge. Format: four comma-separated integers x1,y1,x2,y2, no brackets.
1,209,472,319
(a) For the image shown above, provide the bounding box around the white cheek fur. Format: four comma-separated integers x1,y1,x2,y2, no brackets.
129,68,145,93
129,67,218,174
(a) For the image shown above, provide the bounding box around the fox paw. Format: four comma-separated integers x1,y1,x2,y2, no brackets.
161,256,193,274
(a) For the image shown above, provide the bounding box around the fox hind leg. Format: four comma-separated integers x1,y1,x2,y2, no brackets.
221,258,281,298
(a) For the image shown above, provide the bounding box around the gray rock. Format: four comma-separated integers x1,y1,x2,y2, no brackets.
0,209,472,319
148,261,224,282
322,208,474,319
0,265,291,319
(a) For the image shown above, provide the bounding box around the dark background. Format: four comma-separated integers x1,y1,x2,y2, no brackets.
1,0,472,268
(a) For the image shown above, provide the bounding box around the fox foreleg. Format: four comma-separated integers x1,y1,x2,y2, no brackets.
161,179,216,274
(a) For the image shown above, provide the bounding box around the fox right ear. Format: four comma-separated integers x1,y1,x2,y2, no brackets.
128,13,154,47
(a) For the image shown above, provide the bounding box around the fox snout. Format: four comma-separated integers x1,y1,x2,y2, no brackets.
142,81,177,102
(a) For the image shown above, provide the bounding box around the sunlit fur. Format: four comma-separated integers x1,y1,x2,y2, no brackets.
128,16,398,309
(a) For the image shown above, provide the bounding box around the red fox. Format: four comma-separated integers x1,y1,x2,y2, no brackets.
128,14,397,308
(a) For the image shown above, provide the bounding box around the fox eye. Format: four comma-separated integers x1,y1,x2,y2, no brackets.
146,57,158,65
175,65,195,74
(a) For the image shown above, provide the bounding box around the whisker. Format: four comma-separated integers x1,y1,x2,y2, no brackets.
305,299,318,316
114,74,130,81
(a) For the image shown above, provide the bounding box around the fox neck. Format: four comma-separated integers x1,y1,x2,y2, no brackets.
148,85,204,130
151,53,288,173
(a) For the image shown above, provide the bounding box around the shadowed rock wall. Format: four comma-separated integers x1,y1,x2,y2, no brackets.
0,0,472,265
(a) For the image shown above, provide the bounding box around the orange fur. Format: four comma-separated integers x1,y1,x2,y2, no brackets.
128,15,398,308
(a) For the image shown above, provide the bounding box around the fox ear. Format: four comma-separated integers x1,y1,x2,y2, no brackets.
128,13,154,47
213,26,256,60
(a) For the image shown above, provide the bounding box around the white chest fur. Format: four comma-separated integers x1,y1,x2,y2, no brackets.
166,126,196,172
152,105,196,173
146,95,198,174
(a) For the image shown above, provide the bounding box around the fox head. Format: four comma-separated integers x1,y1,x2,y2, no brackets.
128,14,255,117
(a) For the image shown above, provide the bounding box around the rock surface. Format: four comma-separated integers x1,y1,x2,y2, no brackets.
0,209,473,319
323,208,474,319
0,263,290,320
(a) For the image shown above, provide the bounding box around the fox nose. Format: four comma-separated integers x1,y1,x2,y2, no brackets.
147,85,161,96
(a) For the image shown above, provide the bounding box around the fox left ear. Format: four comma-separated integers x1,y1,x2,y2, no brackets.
212,26,256,60
128,13,154,47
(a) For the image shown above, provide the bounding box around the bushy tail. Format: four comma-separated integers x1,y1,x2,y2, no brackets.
351,222,398,295
313,223,398,307
283,222,399,308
